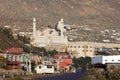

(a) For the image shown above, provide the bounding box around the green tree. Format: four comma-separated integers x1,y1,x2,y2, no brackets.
72,57,91,70
22,45,32,53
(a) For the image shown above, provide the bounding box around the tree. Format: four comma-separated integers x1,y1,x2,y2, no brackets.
72,57,91,70
22,45,33,53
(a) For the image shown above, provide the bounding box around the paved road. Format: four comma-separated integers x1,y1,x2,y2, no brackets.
31,71,85,80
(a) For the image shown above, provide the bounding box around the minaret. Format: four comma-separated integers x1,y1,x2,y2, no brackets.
60,19,64,37
33,17,36,39
57,18,64,37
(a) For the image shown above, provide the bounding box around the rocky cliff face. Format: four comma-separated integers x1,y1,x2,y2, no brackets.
0,0,120,43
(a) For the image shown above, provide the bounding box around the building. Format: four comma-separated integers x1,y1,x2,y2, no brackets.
54,52,73,71
67,42,94,58
92,55,120,70
31,18,68,48
92,55,120,64
4,47,29,70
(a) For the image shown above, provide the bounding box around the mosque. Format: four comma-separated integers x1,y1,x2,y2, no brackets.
31,18,68,48
30,18,95,57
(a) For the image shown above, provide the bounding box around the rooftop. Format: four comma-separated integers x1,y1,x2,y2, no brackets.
4,47,26,54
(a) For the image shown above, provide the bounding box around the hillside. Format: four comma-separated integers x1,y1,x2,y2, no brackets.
0,32,20,50
0,0,120,43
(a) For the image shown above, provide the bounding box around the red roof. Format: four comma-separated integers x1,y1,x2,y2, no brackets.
54,52,71,59
4,47,25,54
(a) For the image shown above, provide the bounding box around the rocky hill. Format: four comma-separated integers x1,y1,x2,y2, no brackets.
0,30,20,50
0,0,120,43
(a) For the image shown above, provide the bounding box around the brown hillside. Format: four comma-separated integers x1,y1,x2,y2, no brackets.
0,0,120,43
0,0,119,28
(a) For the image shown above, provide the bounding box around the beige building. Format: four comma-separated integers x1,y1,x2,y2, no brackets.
67,42,95,58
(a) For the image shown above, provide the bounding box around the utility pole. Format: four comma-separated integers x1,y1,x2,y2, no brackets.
25,44,32,74
28,44,32,74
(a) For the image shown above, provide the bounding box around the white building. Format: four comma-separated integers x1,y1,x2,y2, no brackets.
31,18,68,47
34,64,55,74
92,55,120,64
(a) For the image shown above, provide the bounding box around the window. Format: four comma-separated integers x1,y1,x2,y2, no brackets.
19,56,21,60
39,66,41,69
15,56,17,61
118,60,120,61
74,46,76,48
68,46,69,48
112,60,114,61
70,46,73,48
105,60,107,61
82,46,85,48
78,46,81,48
11,55,13,61
86,46,88,48
47,65,52,68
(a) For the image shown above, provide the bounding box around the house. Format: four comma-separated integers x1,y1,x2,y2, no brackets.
34,64,55,74
4,47,29,70
54,52,73,72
